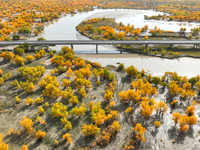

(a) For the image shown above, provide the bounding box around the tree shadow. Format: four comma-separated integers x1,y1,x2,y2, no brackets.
74,134,94,149
167,125,194,144
5,130,35,148
115,103,129,113
121,75,132,84
0,60,8,66
29,139,44,149
150,128,159,137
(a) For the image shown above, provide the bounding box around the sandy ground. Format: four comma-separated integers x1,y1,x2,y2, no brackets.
1,51,200,150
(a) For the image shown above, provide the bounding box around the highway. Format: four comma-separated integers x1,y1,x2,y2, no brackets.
1,40,200,45
0,40,199,53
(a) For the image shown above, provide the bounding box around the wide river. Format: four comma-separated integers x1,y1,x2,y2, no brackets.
37,9,200,77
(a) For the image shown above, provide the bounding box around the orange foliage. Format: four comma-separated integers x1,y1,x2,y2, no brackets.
133,123,146,142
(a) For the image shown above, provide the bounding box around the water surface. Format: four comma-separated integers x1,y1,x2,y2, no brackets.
36,9,200,77
78,54,200,78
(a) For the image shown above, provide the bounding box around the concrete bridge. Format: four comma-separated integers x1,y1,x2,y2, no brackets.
0,40,199,54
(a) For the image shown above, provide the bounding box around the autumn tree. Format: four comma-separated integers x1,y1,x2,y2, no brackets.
70,103,86,117
179,115,189,132
82,124,100,137
140,101,154,119
186,105,195,116
62,133,72,144
50,55,65,66
126,65,138,77
74,57,85,68
22,145,28,150
51,102,68,118
35,130,46,140
172,112,181,126
0,51,15,62
62,79,71,87
155,101,168,116
151,76,161,87
133,123,146,142
0,134,9,150
187,115,197,126
61,117,72,130
26,55,34,63
90,102,107,126
20,116,33,134
104,90,113,102
42,83,61,98
154,121,161,128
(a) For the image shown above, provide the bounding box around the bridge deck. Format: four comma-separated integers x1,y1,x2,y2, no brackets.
0,40,200,45
0,40,199,53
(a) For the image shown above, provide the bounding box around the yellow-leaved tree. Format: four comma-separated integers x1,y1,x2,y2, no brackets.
82,124,100,136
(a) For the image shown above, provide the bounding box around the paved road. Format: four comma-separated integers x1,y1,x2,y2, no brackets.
0,40,200,46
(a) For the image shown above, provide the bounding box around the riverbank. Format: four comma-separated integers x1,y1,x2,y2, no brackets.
76,16,200,58
75,53,200,78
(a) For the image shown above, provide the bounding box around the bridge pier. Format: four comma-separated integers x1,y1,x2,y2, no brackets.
45,45,49,51
193,44,198,49
96,44,98,54
120,44,123,54
71,44,73,50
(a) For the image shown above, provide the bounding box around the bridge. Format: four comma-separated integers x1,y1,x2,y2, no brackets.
0,40,200,54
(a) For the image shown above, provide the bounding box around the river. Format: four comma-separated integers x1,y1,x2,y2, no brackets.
37,9,200,77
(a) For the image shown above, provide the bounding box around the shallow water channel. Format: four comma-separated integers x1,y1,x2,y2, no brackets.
37,9,200,77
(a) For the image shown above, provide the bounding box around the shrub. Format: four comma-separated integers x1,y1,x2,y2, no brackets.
38,106,44,114
25,97,34,105
133,123,146,142
50,55,65,66
117,63,124,71
0,51,15,61
26,55,34,63
4,37,11,41
20,116,33,133
42,83,61,98
161,48,167,56
74,57,85,68
188,34,193,39
15,96,21,103
21,145,28,150
34,48,46,59
62,133,72,144
37,37,46,41
13,34,20,40
14,55,25,66
95,80,100,87
126,65,138,77
0,134,9,150
0,69,3,76
0,77,4,85
154,121,161,128
82,124,100,136
35,97,43,104
14,47,24,56
51,102,68,118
